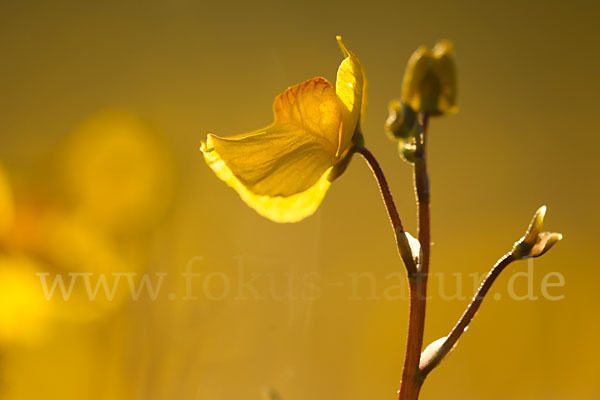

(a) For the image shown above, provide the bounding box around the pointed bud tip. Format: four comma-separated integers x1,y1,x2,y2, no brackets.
512,206,561,259
525,205,548,244
533,205,547,226
433,39,454,54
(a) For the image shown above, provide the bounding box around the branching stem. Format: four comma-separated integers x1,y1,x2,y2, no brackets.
419,253,516,376
358,111,524,400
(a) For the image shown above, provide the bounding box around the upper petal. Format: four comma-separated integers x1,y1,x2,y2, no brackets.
401,41,458,115
432,41,458,115
401,45,434,112
335,36,367,157
201,77,342,223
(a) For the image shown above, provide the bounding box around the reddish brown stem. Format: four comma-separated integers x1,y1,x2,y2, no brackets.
357,147,417,277
419,253,516,376
357,146,404,234
399,112,430,400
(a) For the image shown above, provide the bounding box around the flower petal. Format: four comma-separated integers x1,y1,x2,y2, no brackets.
202,145,332,223
201,77,342,223
335,36,366,157
402,41,458,115
402,45,434,112
432,40,458,114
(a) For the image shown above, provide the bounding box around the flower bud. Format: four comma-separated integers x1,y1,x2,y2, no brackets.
512,205,563,259
529,232,563,258
419,336,456,373
401,40,458,116
405,231,421,265
385,99,418,140
398,139,418,164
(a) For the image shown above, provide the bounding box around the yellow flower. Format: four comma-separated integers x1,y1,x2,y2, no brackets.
5,204,134,322
201,36,366,223
0,255,51,345
402,40,457,116
61,111,174,233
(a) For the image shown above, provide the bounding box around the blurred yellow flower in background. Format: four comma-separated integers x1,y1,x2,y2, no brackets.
0,110,175,339
402,40,458,116
201,36,366,223
61,111,174,234
0,255,51,345
14,208,133,321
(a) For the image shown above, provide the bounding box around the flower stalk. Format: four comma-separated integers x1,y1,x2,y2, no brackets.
417,205,561,380
201,37,563,400
398,112,431,400
419,253,516,377
356,146,417,277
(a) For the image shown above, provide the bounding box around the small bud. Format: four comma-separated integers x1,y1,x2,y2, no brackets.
398,139,418,164
396,229,420,275
419,336,457,373
529,232,563,258
401,40,458,116
385,99,418,140
523,205,546,246
405,232,421,265
512,206,563,259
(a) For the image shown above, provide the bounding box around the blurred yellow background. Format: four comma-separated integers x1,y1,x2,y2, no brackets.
0,0,598,399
